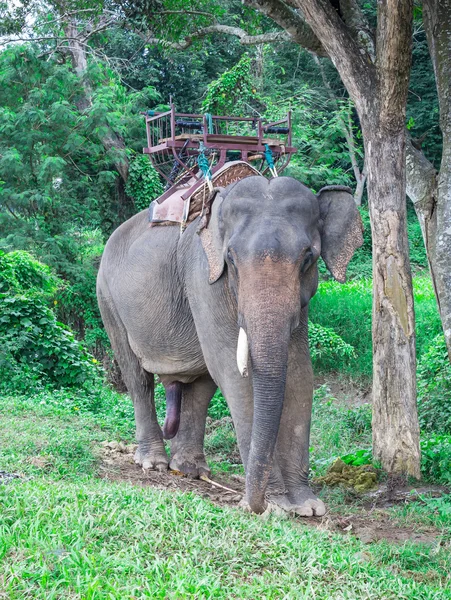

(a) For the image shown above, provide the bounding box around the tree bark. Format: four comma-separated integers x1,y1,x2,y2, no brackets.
294,0,421,477
64,19,129,183
421,0,451,359
363,124,420,475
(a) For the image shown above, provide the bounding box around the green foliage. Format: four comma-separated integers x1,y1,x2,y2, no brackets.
309,322,356,363
341,448,373,466
201,54,257,116
344,403,372,435
0,250,100,394
310,277,442,379
418,334,451,434
407,29,442,169
207,389,230,420
420,434,451,484
310,386,372,475
125,152,164,211
0,249,59,297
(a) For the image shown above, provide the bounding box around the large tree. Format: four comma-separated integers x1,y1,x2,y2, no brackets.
5,0,449,476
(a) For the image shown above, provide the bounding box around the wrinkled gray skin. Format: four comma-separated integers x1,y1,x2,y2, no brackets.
97,176,362,515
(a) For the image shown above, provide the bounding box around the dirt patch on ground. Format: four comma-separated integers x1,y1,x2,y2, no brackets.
97,441,244,506
97,442,448,546
314,375,372,407
316,512,441,545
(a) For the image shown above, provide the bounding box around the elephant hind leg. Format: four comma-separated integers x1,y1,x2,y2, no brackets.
97,288,168,471
169,374,217,478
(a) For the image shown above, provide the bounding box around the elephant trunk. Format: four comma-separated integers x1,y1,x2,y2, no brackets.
244,315,291,514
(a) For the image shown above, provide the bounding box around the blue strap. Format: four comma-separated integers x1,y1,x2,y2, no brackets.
205,113,213,134
264,143,275,170
197,142,212,181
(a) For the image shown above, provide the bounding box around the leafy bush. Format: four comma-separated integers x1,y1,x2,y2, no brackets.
341,448,373,466
418,334,451,433
0,250,59,296
208,389,230,420
420,434,451,484
125,152,164,212
310,279,373,376
344,403,372,435
309,322,356,363
0,250,101,394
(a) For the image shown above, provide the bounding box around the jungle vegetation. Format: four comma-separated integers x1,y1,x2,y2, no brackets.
1,1,451,597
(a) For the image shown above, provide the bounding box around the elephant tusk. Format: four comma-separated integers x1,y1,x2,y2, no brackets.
237,327,249,378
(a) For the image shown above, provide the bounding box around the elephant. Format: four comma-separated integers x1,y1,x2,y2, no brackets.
97,176,363,515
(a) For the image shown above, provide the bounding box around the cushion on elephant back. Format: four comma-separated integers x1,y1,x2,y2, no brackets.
149,161,260,229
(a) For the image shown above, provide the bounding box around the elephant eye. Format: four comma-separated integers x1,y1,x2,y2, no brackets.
301,250,313,273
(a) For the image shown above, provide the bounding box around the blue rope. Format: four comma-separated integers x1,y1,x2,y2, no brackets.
197,142,212,183
264,143,275,170
205,113,213,134
264,143,278,177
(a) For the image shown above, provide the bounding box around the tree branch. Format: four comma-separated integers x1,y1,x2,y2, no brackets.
405,134,437,210
292,0,376,114
339,0,375,60
243,0,326,54
136,24,291,49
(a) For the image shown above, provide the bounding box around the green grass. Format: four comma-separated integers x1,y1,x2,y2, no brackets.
2,478,451,599
310,276,442,378
2,385,451,598
310,385,372,475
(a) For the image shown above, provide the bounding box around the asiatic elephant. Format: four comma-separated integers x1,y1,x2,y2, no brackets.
97,176,363,515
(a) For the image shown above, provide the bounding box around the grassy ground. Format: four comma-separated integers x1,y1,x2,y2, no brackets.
1,388,451,599
310,276,442,379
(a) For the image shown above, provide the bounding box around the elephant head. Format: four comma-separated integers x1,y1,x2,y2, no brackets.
200,176,363,513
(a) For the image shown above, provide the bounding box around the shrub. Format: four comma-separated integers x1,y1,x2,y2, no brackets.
0,250,59,297
125,152,164,212
420,433,451,484
418,334,451,433
0,250,101,394
309,278,373,376
309,276,441,378
344,404,372,435
309,322,356,364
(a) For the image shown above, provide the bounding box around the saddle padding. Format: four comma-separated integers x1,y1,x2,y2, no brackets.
150,161,260,227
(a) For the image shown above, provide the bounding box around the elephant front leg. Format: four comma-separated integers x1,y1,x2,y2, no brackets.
275,327,326,517
169,374,217,477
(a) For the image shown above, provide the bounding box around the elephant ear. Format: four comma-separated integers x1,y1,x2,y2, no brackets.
198,189,226,284
317,185,364,283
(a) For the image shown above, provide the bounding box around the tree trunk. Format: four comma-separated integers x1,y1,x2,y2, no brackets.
64,19,129,183
294,0,421,477
363,122,420,476
422,0,451,359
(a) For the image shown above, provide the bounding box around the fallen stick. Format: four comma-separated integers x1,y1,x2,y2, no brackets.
200,474,243,496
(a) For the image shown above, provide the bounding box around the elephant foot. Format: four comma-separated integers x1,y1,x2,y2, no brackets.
134,443,168,472
288,486,326,517
239,493,293,517
169,449,210,478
